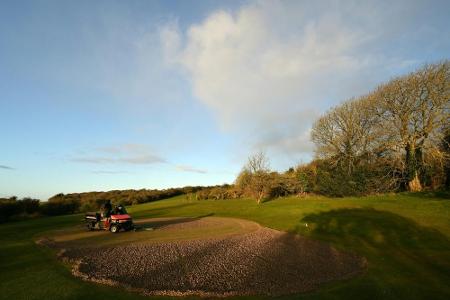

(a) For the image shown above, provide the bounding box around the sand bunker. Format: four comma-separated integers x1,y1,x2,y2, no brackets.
42,217,366,297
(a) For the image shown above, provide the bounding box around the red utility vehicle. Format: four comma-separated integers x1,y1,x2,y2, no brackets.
85,211,134,233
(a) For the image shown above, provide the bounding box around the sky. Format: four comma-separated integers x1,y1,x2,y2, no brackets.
1,0,449,200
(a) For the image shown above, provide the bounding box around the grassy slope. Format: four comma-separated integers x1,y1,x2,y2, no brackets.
0,193,449,300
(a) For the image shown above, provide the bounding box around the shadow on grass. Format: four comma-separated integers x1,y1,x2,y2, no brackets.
399,191,450,200
293,208,450,299
73,217,366,298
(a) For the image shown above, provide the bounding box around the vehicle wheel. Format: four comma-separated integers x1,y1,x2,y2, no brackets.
110,224,119,233
86,222,95,231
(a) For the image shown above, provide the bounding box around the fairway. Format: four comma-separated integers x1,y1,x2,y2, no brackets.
1,193,450,299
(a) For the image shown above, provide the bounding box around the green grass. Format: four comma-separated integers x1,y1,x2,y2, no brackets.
46,216,260,248
1,193,449,300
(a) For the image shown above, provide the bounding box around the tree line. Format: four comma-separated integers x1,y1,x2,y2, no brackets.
0,186,208,222
199,61,449,200
311,61,449,193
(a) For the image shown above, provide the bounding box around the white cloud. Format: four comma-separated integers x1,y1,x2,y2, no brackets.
175,165,207,174
160,0,427,160
91,170,129,174
71,143,166,165
0,165,14,170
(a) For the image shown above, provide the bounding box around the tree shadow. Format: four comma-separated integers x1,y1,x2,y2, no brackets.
82,224,366,297
292,208,450,299
231,230,368,297
398,191,450,200
52,208,450,298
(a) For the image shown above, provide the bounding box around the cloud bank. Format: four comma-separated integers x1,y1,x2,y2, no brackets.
72,144,208,176
175,165,207,174
91,170,129,174
161,0,436,160
0,165,14,170
71,143,166,165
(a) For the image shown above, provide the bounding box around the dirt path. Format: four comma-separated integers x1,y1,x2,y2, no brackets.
43,217,367,297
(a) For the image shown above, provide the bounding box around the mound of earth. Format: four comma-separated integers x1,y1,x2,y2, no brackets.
42,217,367,297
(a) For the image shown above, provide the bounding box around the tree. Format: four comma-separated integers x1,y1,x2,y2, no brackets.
236,152,271,204
246,151,270,173
374,61,449,191
311,95,380,175
441,127,450,189
311,61,449,193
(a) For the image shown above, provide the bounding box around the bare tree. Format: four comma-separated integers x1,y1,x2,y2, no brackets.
311,61,449,192
245,151,270,174
311,95,380,175
374,61,449,190
237,152,271,204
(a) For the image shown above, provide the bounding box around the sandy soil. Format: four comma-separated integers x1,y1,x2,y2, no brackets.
40,217,367,297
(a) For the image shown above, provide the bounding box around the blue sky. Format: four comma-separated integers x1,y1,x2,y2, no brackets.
1,0,449,200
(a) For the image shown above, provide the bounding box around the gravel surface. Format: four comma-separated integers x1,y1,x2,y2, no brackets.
58,218,366,297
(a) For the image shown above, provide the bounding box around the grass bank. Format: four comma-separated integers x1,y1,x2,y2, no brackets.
0,193,449,299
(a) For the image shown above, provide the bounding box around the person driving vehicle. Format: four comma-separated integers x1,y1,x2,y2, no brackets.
113,203,127,215
102,200,112,218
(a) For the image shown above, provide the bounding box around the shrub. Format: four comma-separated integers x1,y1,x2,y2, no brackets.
0,197,42,222
295,163,318,193
40,199,80,216
0,198,22,221
18,197,40,214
